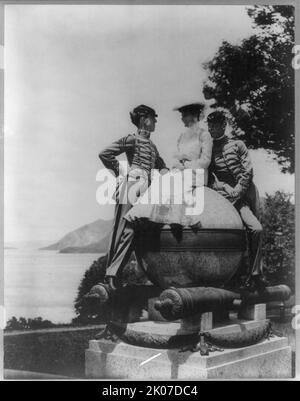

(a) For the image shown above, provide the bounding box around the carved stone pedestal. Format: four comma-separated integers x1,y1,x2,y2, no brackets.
85,319,292,379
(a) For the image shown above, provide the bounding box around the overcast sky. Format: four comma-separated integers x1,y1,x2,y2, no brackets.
4,4,294,243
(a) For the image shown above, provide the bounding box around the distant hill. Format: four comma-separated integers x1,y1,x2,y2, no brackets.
41,219,113,253
59,234,110,254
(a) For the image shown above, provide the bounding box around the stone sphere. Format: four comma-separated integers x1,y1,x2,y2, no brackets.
135,187,246,289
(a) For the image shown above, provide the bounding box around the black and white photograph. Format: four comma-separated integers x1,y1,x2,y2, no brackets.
0,1,298,381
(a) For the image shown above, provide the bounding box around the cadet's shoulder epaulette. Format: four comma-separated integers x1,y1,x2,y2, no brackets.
123,134,136,146
231,138,245,145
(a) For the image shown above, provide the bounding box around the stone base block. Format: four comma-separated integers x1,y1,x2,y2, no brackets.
85,335,291,379
239,303,267,320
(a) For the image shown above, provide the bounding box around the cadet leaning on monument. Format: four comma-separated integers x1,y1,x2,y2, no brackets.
85,104,168,304
207,110,268,292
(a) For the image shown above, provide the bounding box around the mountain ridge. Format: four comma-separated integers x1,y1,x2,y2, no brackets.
41,218,113,253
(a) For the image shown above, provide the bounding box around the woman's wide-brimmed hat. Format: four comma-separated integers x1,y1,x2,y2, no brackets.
130,104,158,126
173,102,205,115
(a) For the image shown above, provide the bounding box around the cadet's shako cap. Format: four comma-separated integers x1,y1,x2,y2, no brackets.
130,104,158,127
173,102,205,115
207,110,226,124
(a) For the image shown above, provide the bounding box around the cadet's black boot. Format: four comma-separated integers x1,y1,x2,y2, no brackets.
239,275,268,294
239,276,256,293
252,275,268,292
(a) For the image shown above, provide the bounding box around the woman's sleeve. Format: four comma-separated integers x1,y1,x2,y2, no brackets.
185,131,213,170
171,133,184,169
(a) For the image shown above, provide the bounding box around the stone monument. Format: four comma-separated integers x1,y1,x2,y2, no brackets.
85,188,292,379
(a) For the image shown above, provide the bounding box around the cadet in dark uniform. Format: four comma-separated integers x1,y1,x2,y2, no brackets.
207,110,267,291
87,105,168,304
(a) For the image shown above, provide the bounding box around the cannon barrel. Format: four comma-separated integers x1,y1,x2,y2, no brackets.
154,285,292,321
238,285,291,306
154,286,240,320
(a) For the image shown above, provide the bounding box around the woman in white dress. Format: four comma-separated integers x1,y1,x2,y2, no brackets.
124,103,213,227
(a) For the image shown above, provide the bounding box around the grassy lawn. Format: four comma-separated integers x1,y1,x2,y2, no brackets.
4,326,104,378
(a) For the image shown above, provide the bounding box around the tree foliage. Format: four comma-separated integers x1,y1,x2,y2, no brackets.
5,316,55,331
261,191,295,291
203,5,295,173
73,255,108,324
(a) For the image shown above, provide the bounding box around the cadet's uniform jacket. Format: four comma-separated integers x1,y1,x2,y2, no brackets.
99,133,167,179
209,135,260,217
210,136,252,198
